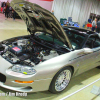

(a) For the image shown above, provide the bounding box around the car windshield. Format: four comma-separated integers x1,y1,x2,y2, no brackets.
64,29,85,49
35,30,85,50
35,32,65,46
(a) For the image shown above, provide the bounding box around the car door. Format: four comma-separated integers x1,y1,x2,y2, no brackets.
77,34,100,74
91,35,100,66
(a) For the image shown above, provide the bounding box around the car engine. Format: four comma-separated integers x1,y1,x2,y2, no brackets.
0,37,59,66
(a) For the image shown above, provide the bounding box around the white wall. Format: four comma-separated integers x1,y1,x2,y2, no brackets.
52,0,100,27
1,0,13,2
29,0,53,11
2,0,53,11
0,0,5,1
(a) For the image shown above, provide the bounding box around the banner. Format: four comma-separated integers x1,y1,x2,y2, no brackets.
40,0,54,1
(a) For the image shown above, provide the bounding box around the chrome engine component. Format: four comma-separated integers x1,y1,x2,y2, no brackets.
16,39,29,46
1,38,59,66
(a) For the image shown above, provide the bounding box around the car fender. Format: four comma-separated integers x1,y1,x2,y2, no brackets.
33,49,84,80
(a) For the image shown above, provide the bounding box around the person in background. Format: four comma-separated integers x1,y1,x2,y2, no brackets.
52,10,54,15
92,18,97,31
96,19,100,33
2,2,6,14
5,2,10,20
12,9,16,20
6,1,10,7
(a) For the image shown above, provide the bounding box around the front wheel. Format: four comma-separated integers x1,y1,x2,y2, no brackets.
49,67,72,93
96,66,100,69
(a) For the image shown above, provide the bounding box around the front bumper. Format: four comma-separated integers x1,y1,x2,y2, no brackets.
0,56,52,92
0,77,52,92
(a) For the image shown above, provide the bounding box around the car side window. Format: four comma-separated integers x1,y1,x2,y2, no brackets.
85,35,100,48
94,37,100,48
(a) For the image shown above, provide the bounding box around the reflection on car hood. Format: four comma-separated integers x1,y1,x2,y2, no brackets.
10,0,72,49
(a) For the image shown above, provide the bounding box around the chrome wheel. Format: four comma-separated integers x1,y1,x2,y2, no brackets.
55,70,71,92
49,67,72,93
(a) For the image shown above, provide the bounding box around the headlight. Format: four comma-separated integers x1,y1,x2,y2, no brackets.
12,65,36,75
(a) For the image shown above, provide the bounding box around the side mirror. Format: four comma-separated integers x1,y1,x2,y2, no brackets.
77,48,93,55
83,48,93,54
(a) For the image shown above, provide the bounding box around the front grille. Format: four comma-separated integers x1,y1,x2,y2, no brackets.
0,73,6,83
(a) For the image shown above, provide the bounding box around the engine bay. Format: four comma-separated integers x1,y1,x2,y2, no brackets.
0,36,60,66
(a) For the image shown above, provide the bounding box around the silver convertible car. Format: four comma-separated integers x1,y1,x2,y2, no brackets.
0,0,100,94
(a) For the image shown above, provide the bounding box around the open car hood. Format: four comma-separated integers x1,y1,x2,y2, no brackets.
11,0,72,49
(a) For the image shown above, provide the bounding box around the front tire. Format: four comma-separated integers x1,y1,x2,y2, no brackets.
49,67,72,94
96,66,100,69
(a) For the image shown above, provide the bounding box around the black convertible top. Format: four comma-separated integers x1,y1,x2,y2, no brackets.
63,26,97,36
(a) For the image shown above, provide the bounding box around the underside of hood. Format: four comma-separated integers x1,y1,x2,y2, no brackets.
10,0,72,49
